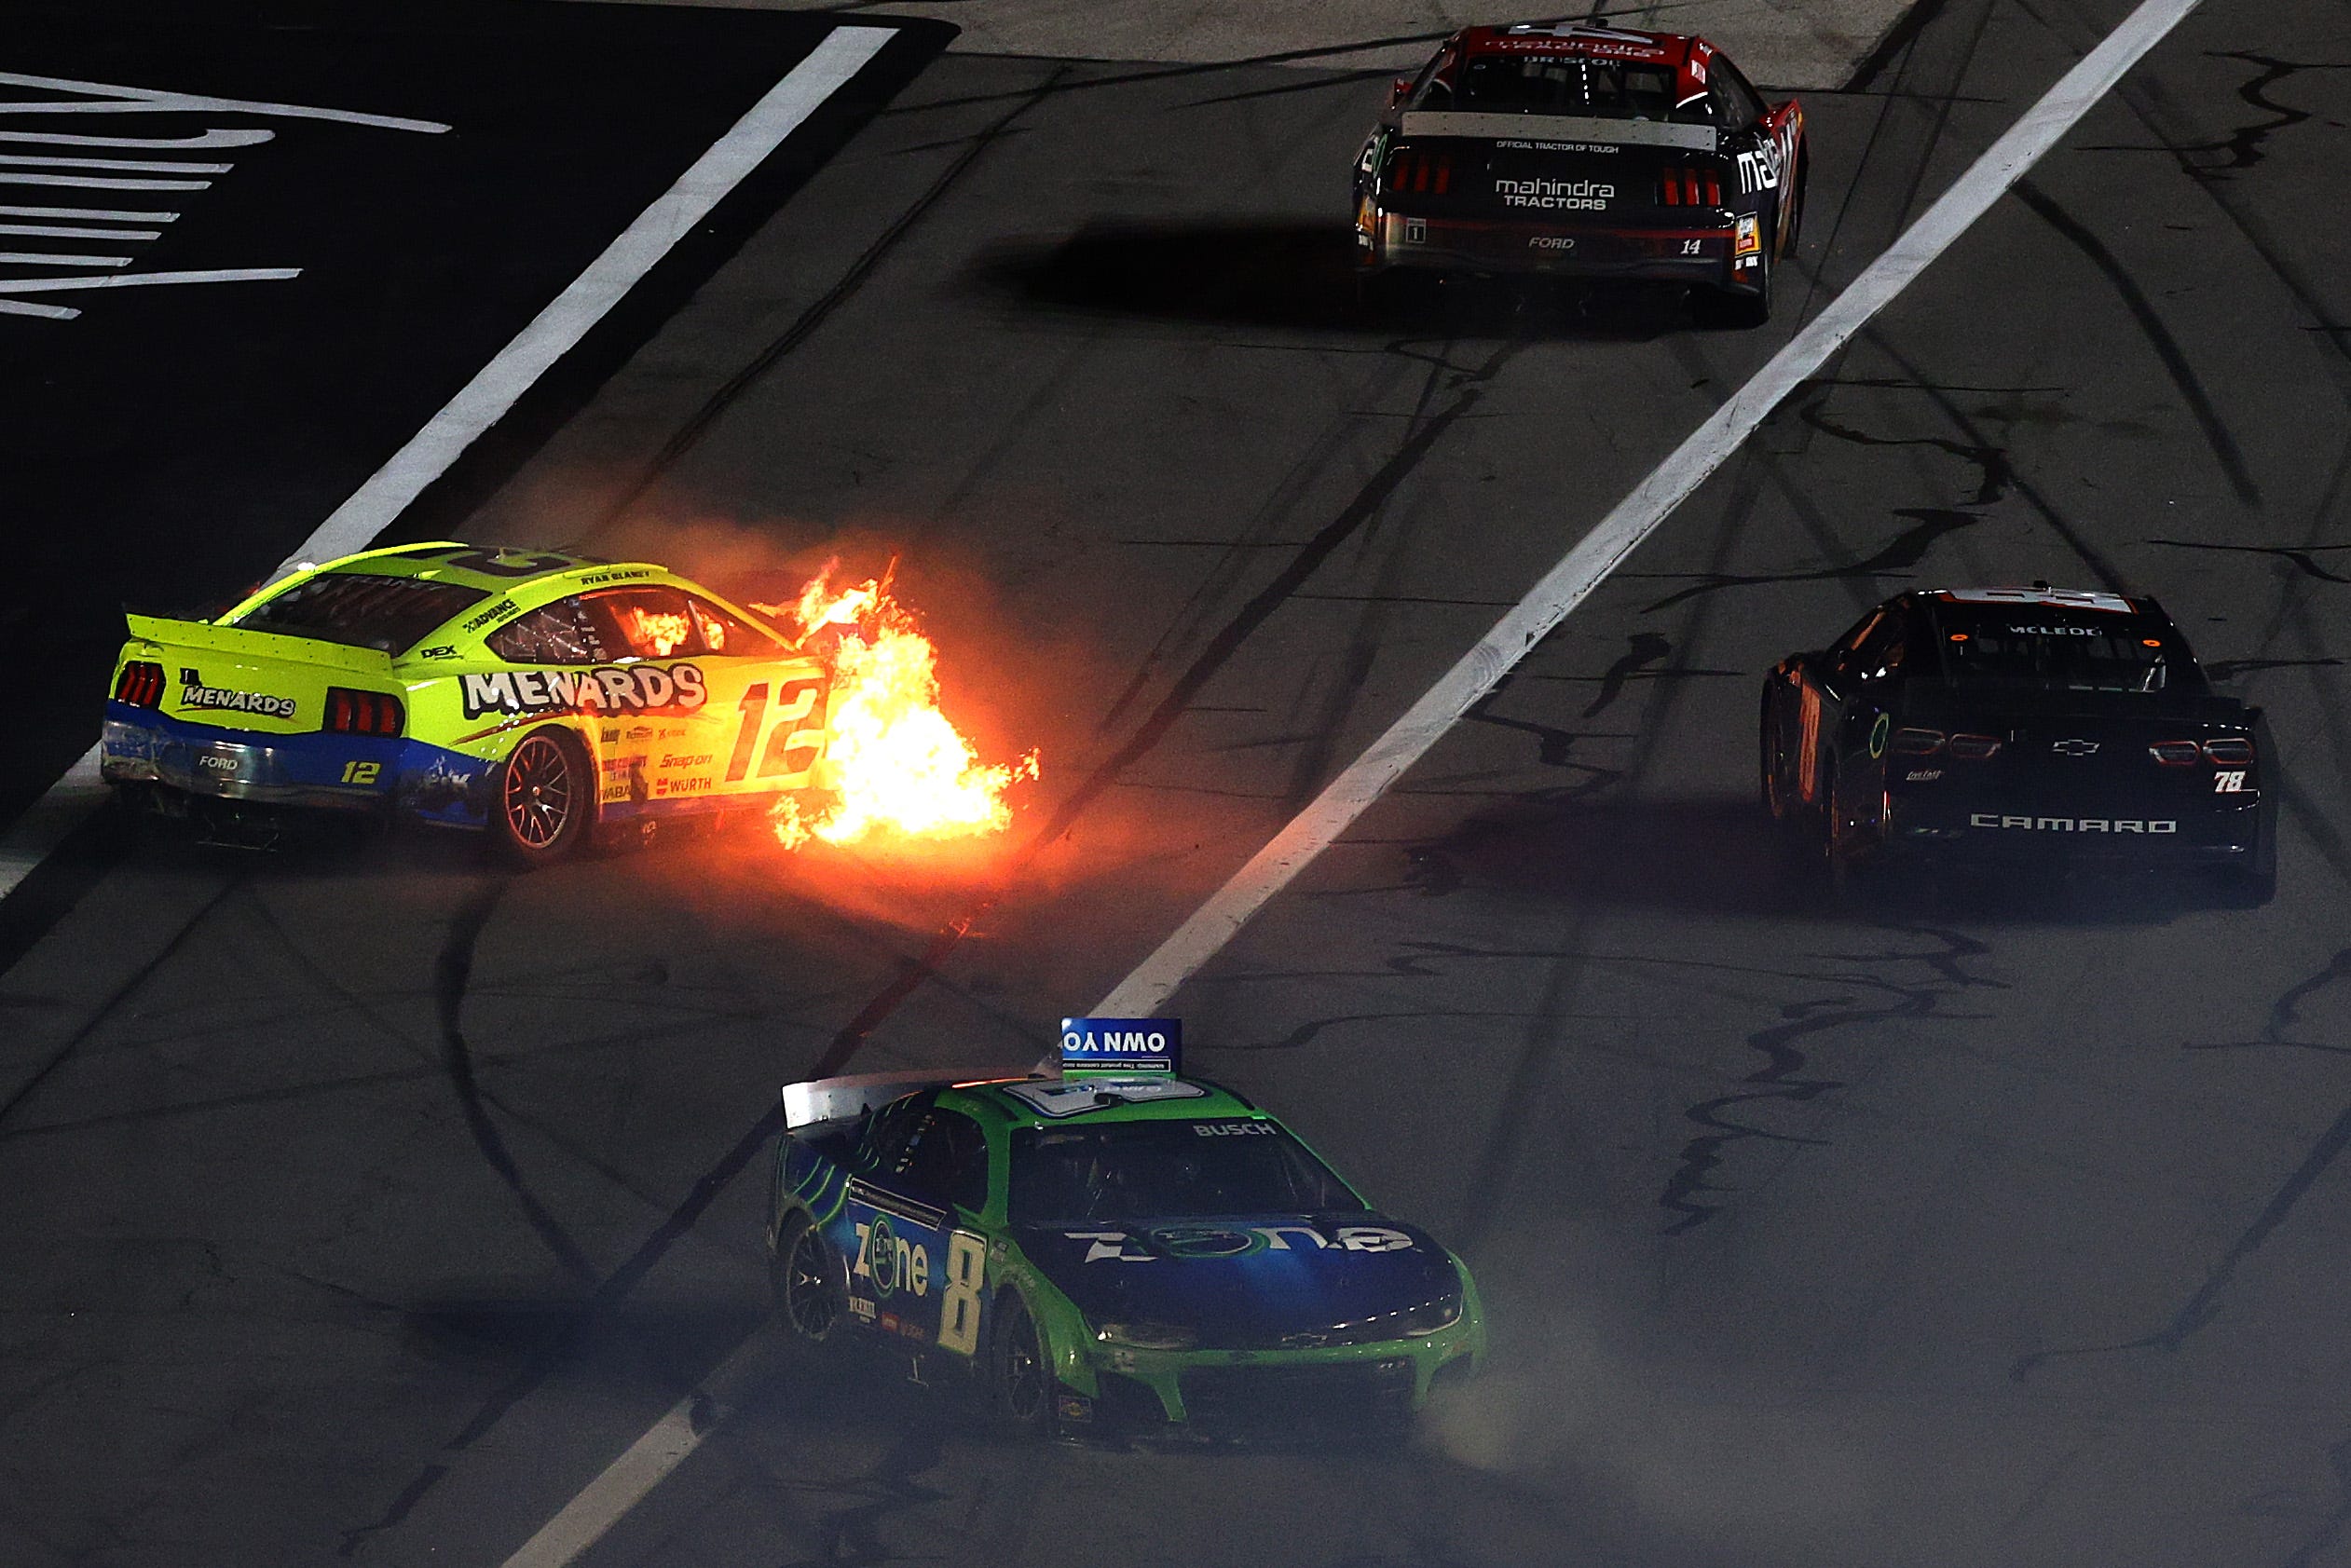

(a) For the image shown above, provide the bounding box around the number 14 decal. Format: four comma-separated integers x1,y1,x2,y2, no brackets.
725,675,828,784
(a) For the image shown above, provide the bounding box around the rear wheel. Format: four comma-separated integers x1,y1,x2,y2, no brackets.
991,1292,1056,1438
772,1213,843,1343
1759,685,1794,821
492,728,591,866
1695,241,1772,330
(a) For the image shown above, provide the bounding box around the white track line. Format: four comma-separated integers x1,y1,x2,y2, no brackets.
488,5,2207,1566
0,26,896,907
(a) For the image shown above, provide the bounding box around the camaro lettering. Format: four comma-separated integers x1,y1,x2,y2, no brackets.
177,669,296,719
459,663,707,719
1969,812,2178,833
1493,176,1613,211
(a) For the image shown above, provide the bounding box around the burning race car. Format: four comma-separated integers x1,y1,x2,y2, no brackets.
769,1020,1484,1440
1352,20,1805,325
1759,587,2276,903
102,542,831,861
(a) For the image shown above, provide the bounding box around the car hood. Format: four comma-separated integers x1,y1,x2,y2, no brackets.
1014,1213,1464,1347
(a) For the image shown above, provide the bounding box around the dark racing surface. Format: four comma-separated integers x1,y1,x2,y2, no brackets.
7,0,2351,1564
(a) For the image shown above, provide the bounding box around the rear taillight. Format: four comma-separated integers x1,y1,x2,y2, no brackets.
1890,728,1944,756
2149,740,2203,766
1658,166,1722,207
2203,737,2254,765
1386,149,1453,196
113,661,165,707
1948,733,2002,760
324,687,404,737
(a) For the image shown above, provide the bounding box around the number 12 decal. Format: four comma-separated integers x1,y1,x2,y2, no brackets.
725,675,828,784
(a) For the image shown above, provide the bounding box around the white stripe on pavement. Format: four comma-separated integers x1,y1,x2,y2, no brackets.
0,26,898,906
488,4,2209,1566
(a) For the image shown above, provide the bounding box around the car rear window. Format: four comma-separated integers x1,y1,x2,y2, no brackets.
229,572,488,655
1934,613,2189,694
1447,55,1702,121
1008,1121,1363,1225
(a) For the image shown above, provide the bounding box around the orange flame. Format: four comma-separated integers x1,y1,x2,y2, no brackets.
757,563,1038,848
625,607,693,658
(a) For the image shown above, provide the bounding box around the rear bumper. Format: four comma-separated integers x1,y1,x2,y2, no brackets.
102,702,490,825
1879,792,2264,868
1360,205,1746,287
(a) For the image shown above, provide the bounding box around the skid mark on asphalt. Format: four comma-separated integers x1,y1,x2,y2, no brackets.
1652,927,2002,1234
2151,539,2351,586
2087,53,2351,174
433,875,598,1286
1627,504,1983,613
2016,950,2351,1381
2012,176,2261,506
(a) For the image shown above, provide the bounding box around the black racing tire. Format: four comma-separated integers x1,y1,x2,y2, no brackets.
1784,148,1808,253
491,727,592,866
772,1212,844,1343
1695,241,1772,330
1759,684,1793,822
991,1291,1056,1438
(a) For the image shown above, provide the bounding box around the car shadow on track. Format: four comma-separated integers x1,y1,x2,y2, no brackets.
970,221,1691,340
1409,796,2230,926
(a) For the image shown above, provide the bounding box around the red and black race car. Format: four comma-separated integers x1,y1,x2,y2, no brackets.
1760,587,2276,904
1351,20,1805,326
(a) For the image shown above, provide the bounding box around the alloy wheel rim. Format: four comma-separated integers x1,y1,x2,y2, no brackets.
504,738,571,847
786,1232,836,1338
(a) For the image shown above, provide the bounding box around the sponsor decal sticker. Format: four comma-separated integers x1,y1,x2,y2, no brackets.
1735,212,1761,256
1494,176,1613,211
459,663,707,719
460,598,517,633
1059,1016,1181,1073
178,668,296,719
1969,813,2178,834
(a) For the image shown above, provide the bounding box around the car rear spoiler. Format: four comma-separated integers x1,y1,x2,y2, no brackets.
121,612,396,676
782,1065,1045,1132
1397,110,1717,151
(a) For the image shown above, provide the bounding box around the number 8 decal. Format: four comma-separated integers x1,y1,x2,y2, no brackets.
937,1231,986,1356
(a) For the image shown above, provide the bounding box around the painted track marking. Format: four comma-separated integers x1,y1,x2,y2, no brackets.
487,3,2210,1564
0,26,896,905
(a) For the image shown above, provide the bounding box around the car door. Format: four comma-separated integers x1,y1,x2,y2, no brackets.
841,1096,992,1356
682,593,829,799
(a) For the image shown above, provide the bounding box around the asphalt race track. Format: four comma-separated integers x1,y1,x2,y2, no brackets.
5,1,2351,1565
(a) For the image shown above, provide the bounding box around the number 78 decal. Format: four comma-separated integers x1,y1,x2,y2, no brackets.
2215,770,2248,793
726,675,828,786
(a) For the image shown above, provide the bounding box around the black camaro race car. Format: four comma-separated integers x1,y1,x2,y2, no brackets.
1352,20,1806,325
1760,587,2276,902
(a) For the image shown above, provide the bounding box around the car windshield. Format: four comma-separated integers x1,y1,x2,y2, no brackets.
1934,613,2184,694
1009,1120,1364,1225
1447,54,1703,121
230,572,488,655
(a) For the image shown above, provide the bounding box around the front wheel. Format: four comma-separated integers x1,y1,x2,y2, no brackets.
492,728,592,866
991,1292,1056,1438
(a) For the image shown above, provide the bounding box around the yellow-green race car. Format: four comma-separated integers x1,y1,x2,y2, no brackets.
102,542,831,861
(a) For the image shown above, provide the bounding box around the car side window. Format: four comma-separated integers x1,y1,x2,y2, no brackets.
1828,610,1881,675
1711,60,1765,129
858,1094,935,1180
887,1108,991,1214
486,597,616,664
1852,609,1908,681
686,595,783,657
584,587,704,660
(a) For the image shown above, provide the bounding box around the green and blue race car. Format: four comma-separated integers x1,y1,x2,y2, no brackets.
768,1021,1485,1438
102,542,831,860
